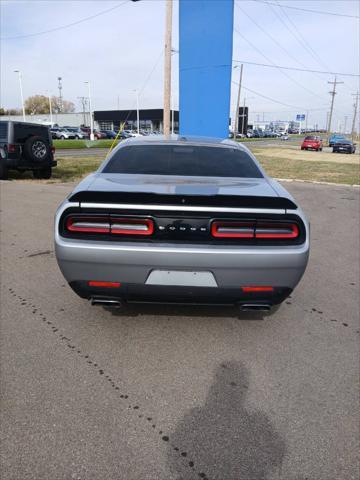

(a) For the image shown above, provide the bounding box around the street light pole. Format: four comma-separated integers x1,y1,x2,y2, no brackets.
234,64,243,135
163,0,173,135
14,70,25,121
48,92,53,124
135,89,140,134
85,81,94,141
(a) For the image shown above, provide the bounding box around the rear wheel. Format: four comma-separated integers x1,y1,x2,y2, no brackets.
33,167,52,179
24,136,50,163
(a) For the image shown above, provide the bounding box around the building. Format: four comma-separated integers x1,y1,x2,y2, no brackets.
94,109,179,133
0,112,90,128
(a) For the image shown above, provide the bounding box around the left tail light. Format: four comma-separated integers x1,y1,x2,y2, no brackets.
64,215,154,236
66,216,111,233
111,218,154,235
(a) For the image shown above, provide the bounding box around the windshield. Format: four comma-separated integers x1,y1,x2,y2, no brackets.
305,136,318,140
103,144,263,178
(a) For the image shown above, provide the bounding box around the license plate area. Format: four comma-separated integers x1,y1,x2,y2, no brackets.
145,270,218,287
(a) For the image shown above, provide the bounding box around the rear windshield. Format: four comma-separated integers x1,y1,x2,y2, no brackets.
103,145,263,178
305,136,318,140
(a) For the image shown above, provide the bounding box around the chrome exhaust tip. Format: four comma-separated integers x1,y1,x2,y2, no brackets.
90,298,123,307
240,303,272,312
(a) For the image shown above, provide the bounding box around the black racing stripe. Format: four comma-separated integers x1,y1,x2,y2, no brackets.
68,191,298,209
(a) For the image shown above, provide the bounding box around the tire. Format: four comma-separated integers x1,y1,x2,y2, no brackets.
33,167,52,179
23,136,50,163
60,135,65,140
319,148,323,151
0,160,8,180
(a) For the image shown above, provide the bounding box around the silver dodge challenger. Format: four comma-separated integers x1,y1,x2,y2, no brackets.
55,136,309,312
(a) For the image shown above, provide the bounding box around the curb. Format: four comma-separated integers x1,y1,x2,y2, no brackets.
275,178,360,188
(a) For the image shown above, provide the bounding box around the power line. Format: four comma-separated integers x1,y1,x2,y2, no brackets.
232,80,328,111
232,60,359,78
233,27,326,100
261,0,356,93
252,0,359,19
1,1,129,40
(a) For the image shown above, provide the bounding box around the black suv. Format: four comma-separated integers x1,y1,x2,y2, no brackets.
0,121,56,179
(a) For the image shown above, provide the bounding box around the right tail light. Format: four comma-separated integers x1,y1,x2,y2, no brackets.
211,220,300,240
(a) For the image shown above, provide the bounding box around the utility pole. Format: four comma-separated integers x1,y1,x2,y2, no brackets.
78,96,88,126
163,0,173,135
134,89,140,134
57,77,63,113
305,110,309,133
343,116,348,135
351,92,359,141
48,92,53,124
85,81,94,141
234,64,243,135
327,76,343,134
14,70,25,121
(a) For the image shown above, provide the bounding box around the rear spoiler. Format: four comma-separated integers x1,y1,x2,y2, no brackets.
69,191,298,210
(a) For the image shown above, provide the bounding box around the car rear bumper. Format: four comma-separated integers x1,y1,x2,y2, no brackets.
69,280,292,306
55,236,309,303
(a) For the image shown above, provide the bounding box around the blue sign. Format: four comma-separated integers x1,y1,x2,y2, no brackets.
296,114,306,121
179,0,234,138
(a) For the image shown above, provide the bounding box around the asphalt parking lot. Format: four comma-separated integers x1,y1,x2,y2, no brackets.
1,180,359,480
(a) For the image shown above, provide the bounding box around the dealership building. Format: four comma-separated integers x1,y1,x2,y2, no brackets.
94,108,179,133
0,108,179,133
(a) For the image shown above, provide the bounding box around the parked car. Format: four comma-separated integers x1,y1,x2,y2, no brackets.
64,127,87,139
328,134,346,147
54,135,309,313
80,126,91,136
0,120,56,179
100,130,117,139
280,134,289,141
93,130,107,140
332,139,356,154
50,128,76,140
301,136,323,151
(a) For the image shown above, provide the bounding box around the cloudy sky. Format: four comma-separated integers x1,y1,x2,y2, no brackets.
1,0,359,129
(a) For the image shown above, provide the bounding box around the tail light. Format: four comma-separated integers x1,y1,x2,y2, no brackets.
255,223,299,239
211,221,254,238
211,221,299,240
66,216,111,233
64,215,154,236
51,146,56,154
111,217,154,235
7,144,16,153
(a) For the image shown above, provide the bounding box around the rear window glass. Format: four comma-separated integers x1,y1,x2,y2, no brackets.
13,123,50,143
103,145,263,178
305,136,318,140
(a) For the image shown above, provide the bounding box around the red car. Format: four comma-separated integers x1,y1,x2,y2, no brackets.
301,135,323,151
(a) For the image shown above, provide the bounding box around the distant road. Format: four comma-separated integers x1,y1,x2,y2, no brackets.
55,137,301,158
